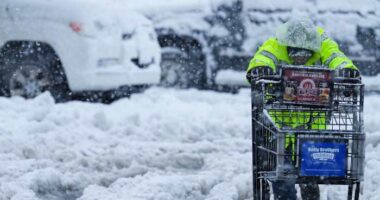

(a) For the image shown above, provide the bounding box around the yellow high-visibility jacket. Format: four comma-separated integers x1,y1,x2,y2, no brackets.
247,27,358,73
247,27,358,153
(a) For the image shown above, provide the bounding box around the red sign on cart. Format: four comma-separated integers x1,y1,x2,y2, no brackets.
282,67,333,105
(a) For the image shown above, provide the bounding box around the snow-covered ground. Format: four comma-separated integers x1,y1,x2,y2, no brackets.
0,88,378,200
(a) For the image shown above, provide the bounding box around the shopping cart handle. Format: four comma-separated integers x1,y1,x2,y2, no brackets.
255,78,281,84
252,75,281,84
334,77,362,84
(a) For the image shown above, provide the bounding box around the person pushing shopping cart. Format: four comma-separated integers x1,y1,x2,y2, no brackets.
246,18,365,200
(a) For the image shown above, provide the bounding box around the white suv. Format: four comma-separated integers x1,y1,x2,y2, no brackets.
0,0,161,101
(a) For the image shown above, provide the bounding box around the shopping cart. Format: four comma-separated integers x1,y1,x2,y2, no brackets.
251,65,365,200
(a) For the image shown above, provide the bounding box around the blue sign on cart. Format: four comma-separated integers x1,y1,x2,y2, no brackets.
301,141,347,177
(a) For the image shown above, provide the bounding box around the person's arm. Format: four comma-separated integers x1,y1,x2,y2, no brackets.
319,30,358,71
246,38,280,82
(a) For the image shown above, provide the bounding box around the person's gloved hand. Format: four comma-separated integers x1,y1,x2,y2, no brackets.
246,66,275,83
335,68,361,97
335,68,361,79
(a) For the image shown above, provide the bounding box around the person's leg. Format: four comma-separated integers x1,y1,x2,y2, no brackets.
272,180,297,200
300,183,320,200
271,135,297,200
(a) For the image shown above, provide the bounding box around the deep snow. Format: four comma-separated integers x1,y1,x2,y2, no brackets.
0,88,378,200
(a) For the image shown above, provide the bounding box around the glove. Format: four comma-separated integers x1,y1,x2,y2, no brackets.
335,68,361,97
246,66,275,83
335,68,361,79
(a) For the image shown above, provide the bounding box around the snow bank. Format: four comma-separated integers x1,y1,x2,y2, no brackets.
0,89,252,199
0,88,378,199
214,69,249,86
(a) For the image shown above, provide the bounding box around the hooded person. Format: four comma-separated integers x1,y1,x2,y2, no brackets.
246,18,360,81
247,18,360,200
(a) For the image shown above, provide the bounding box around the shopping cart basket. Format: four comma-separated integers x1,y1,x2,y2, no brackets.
251,65,365,200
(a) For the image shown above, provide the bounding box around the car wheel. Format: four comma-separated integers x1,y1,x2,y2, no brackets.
9,64,53,98
0,45,70,102
160,46,205,88
160,47,189,88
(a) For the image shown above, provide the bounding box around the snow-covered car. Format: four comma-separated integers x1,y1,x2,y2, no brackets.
0,0,161,101
122,0,380,90
121,0,244,89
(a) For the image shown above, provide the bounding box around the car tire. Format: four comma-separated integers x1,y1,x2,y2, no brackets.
160,46,206,88
0,44,70,102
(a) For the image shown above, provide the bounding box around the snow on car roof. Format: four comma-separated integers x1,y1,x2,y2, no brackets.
242,0,380,54
116,0,210,15
243,0,378,13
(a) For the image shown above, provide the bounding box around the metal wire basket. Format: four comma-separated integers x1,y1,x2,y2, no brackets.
251,65,365,200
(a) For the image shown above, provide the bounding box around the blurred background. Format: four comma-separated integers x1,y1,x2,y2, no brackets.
122,0,380,92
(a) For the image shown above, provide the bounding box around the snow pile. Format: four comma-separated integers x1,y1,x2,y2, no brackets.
0,89,252,199
0,88,378,199
362,75,380,91
214,69,249,86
